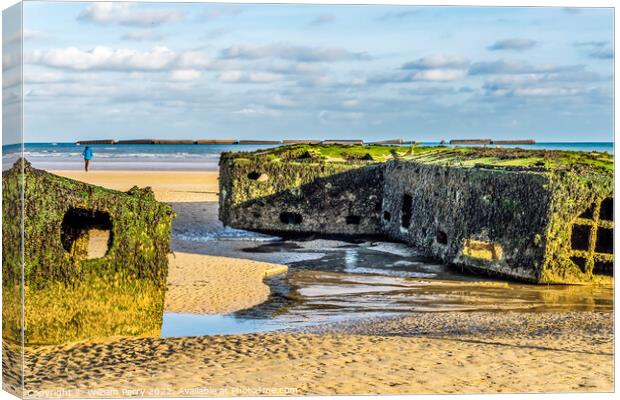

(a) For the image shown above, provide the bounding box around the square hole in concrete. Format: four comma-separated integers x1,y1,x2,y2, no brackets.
61,208,113,259
346,215,361,225
570,225,591,251
579,203,595,219
570,256,588,273
595,228,613,254
593,260,613,276
600,198,613,221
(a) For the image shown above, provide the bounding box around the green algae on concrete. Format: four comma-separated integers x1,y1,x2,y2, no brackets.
219,144,613,284
219,151,384,235
2,160,174,345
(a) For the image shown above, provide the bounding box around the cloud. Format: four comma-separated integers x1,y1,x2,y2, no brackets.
218,70,284,83
318,110,364,123
484,70,601,85
199,7,244,20
574,41,608,48
28,46,178,71
121,30,165,41
363,55,470,84
205,28,229,39
169,69,202,81
232,105,279,117
267,61,324,75
308,14,335,26
411,69,467,81
402,55,470,70
371,69,467,84
220,43,371,62
574,41,613,60
24,71,94,84
177,51,212,69
2,51,21,72
483,83,599,98
488,38,537,51
399,86,474,96
270,95,298,108
78,3,185,27
563,7,582,14
3,29,46,47
377,10,420,20
587,48,613,59
469,59,582,75
26,44,327,87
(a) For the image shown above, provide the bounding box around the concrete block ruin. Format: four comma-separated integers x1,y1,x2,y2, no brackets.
219,144,613,284
2,160,174,345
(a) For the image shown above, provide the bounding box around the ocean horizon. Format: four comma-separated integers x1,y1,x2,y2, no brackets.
2,141,614,171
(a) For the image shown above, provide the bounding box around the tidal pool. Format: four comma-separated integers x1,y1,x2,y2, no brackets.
161,241,613,338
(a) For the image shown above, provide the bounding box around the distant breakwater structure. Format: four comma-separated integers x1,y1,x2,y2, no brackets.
219,144,613,285
75,138,536,146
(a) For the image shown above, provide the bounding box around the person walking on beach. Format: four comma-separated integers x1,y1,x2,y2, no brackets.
82,146,93,172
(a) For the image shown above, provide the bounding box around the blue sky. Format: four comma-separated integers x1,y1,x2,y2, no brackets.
15,2,614,142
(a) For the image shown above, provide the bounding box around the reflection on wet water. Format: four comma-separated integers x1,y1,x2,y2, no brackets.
161,243,613,338
161,313,287,337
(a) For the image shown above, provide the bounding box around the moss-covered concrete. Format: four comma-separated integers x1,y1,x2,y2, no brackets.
2,160,174,345
219,145,613,284
219,152,384,235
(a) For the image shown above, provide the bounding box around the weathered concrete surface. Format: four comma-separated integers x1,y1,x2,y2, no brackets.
382,160,551,282
219,145,613,284
2,159,175,345
219,157,384,235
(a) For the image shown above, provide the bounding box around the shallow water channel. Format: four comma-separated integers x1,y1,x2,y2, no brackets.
161,238,613,338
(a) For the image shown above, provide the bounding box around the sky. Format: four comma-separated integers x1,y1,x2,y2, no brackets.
11,2,615,142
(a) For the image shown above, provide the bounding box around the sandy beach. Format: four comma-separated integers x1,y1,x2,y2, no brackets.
13,168,609,396
15,312,613,397
166,252,287,314
49,170,220,203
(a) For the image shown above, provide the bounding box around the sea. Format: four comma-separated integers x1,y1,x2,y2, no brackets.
2,141,614,171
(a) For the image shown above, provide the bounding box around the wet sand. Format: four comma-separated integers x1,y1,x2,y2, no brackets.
166,252,287,314
34,169,614,396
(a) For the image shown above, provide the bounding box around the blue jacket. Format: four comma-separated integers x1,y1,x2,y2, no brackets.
83,147,93,160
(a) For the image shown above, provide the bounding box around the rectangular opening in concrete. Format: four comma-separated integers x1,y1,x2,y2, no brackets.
279,212,303,225
247,171,269,181
571,225,591,251
593,260,613,276
346,215,361,225
436,230,448,245
463,239,503,261
600,198,613,221
595,228,613,254
61,208,113,259
401,193,412,229
383,211,391,221
579,203,595,219
570,256,588,273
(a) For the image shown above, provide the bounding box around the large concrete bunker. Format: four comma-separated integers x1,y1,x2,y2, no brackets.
2,160,175,345
219,145,613,284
